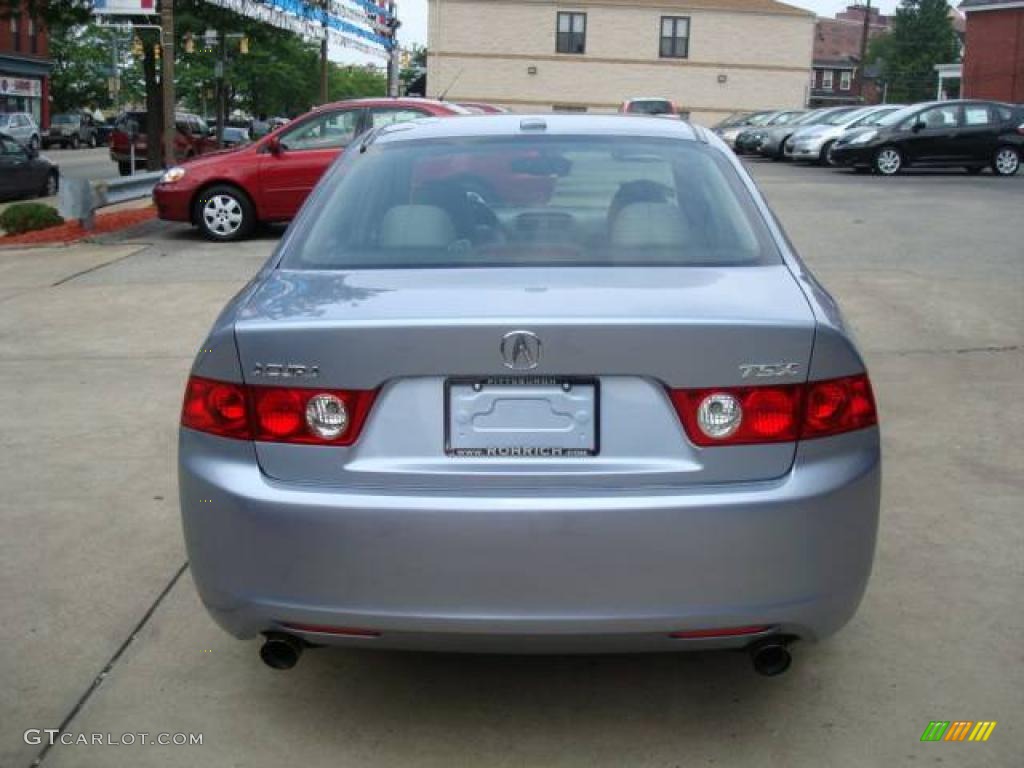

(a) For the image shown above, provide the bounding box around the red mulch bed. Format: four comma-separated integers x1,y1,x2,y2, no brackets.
0,206,157,247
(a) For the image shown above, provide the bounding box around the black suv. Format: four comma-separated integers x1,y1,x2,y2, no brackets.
829,100,1023,176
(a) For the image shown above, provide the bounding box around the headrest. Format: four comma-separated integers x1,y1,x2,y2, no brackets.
610,202,690,248
379,205,457,248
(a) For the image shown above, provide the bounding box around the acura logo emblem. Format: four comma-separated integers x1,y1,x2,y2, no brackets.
500,330,541,370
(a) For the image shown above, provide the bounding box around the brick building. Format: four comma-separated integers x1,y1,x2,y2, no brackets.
959,0,1024,102
0,1,51,128
427,0,815,126
810,4,890,106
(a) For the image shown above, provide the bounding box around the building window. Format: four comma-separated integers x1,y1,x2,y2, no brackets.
822,70,833,89
556,12,586,55
552,104,588,113
659,16,690,58
839,71,851,91
11,15,20,52
29,18,37,54
810,70,818,89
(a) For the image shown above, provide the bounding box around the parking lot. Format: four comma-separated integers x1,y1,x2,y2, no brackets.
1,160,1021,767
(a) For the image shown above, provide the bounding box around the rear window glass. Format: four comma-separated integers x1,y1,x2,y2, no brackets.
628,100,673,115
283,136,780,270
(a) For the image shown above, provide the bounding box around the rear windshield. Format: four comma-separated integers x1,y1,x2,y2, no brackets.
628,100,673,115
283,135,780,270
52,114,77,124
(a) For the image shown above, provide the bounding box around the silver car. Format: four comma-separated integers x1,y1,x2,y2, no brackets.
0,111,41,151
179,115,881,676
784,106,888,164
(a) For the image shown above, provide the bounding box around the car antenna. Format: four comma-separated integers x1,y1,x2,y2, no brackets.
438,69,464,102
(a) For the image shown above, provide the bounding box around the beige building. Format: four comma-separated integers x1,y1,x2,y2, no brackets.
427,0,815,125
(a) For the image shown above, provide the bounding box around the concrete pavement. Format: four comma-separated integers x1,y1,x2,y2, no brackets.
1,163,1022,767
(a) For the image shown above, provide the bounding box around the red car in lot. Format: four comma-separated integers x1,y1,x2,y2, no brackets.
153,98,469,241
110,111,219,176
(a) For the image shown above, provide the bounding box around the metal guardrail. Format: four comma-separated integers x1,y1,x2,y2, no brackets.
58,171,163,230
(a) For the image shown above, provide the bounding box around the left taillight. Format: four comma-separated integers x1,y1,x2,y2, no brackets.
181,376,376,445
670,373,877,447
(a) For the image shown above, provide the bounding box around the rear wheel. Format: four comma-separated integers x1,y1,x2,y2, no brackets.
40,171,59,197
88,134,97,149
874,146,902,176
819,140,836,166
70,134,80,150
195,184,256,242
29,134,40,152
992,146,1020,176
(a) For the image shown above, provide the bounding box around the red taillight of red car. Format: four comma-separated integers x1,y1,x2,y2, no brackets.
181,376,376,445
670,374,877,446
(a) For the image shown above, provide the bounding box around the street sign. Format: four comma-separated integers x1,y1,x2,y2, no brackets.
93,0,156,16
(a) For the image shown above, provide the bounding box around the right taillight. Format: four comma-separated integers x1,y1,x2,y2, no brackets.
670,374,877,446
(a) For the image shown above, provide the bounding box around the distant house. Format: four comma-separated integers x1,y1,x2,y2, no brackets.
426,0,815,126
810,4,891,106
959,0,1024,102
0,0,51,129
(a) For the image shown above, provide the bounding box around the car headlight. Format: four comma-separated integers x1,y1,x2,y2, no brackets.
850,130,878,145
161,166,187,184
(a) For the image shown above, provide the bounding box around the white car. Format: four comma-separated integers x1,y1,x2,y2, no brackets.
0,112,41,151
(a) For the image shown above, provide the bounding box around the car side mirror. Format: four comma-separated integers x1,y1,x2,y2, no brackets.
26,145,38,159
912,121,926,133
267,135,284,155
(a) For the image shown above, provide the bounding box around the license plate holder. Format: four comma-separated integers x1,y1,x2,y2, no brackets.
445,376,599,458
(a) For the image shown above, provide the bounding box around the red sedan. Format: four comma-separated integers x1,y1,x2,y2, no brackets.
153,98,468,241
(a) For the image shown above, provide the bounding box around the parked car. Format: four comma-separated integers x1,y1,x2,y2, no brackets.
818,105,906,165
457,102,510,114
784,106,881,165
713,110,782,149
734,110,807,155
44,112,100,149
0,132,59,200
153,98,469,241
219,126,251,148
109,111,219,176
0,112,41,151
178,114,880,674
619,97,679,117
753,107,845,160
830,100,1024,176
95,119,115,147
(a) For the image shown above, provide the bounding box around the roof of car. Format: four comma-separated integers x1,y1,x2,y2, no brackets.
371,114,700,144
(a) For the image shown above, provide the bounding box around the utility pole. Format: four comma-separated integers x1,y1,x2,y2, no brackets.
857,0,872,101
320,0,329,104
387,0,400,97
160,0,176,167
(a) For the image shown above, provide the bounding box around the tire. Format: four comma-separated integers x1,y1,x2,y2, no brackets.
118,161,132,177
874,146,902,176
89,134,97,149
40,171,59,198
992,146,1020,176
29,134,40,152
194,184,256,242
70,134,80,150
820,140,836,167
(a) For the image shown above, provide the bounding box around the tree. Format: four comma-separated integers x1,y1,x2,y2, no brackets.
874,0,960,103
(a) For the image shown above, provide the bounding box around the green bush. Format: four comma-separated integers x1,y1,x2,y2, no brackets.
0,203,64,236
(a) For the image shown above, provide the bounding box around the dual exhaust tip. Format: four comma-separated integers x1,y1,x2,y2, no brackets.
259,632,793,676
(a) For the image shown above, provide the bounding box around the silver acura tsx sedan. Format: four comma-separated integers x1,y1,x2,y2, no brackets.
179,115,880,675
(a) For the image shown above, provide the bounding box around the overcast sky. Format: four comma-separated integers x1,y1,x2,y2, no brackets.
391,0,903,49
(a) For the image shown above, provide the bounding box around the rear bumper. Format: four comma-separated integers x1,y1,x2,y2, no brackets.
179,428,880,652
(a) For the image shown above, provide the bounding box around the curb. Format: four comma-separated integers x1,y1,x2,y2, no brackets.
0,206,158,249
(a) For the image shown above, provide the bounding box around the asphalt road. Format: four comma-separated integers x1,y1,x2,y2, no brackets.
43,146,120,183
1,161,1022,768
